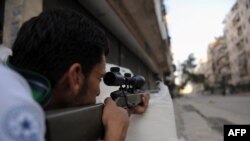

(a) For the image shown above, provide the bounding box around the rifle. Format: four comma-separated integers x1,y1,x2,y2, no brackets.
46,67,148,141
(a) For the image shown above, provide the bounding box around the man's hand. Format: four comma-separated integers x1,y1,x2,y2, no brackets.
130,94,150,115
102,97,129,141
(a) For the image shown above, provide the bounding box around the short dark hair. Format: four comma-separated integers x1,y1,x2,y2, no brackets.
10,8,109,88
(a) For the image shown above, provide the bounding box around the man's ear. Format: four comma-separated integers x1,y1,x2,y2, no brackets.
67,63,85,96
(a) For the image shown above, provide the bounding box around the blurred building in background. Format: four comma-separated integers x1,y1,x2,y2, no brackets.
223,0,250,92
193,58,208,95
199,0,250,94
0,0,174,89
206,36,231,94
206,47,216,86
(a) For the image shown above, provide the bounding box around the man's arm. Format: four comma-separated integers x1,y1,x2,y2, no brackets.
102,97,129,141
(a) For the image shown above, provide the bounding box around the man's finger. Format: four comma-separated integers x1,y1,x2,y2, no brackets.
104,97,115,105
142,95,149,106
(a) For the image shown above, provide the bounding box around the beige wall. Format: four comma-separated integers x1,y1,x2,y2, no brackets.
3,0,42,48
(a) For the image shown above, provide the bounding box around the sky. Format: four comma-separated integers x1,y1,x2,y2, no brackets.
164,0,236,65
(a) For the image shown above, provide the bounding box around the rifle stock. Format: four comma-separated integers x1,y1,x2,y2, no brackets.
45,92,148,141
46,103,104,141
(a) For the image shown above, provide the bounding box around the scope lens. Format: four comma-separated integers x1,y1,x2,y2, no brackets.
103,72,116,85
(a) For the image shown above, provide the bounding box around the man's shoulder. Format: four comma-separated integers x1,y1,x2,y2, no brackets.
0,64,32,99
0,64,46,141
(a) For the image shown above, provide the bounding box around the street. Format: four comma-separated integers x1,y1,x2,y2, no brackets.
173,94,250,141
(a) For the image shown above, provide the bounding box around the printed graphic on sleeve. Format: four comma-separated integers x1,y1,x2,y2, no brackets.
2,106,43,141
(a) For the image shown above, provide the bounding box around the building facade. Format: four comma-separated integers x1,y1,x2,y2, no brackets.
192,58,208,95
224,0,250,88
201,0,250,94
209,37,231,85
205,37,231,94
0,0,173,89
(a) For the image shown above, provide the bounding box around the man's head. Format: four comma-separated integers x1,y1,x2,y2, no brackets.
10,9,109,109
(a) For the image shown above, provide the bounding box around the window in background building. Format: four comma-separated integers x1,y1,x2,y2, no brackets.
232,3,238,12
238,52,248,77
237,26,242,36
231,36,234,42
236,39,244,50
248,51,250,58
233,13,240,26
218,46,227,54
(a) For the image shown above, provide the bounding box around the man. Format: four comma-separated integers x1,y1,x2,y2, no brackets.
10,9,148,141
0,64,45,141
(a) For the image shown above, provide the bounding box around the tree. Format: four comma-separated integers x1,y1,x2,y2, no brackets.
179,53,205,89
